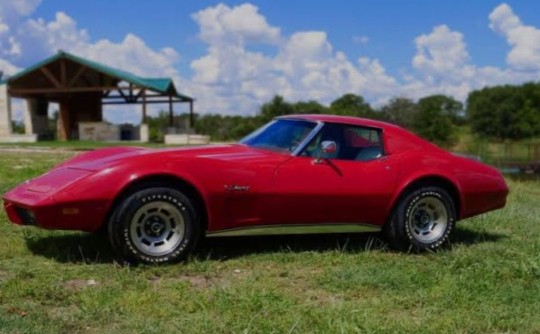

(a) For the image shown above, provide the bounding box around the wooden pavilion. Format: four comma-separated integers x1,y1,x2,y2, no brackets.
2,51,194,140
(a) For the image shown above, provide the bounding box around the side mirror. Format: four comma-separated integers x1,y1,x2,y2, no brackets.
314,140,336,164
321,141,337,154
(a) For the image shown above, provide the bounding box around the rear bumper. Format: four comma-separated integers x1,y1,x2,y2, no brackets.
461,177,509,219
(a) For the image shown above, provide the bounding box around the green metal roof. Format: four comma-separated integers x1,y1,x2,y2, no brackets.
6,51,193,101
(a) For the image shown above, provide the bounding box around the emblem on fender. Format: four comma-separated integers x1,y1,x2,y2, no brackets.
224,185,251,192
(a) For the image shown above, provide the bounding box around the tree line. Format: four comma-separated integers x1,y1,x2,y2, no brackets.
147,81,540,146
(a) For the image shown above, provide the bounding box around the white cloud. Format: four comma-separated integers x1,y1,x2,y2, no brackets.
412,25,469,81
0,57,19,76
189,4,398,114
0,0,42,74
489,3,540,71
0,0,41,19
14,12,90,63
76,34,180,78
352,35,369,44
191,3,280,46
401,16,540,102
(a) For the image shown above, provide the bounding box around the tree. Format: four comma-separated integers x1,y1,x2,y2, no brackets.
147,111,172,142
11,120,25,134
293,100,328,114
330,93,373,117
379,97,418,129
259,95,295,122
467,83,540,140
412,95,461,147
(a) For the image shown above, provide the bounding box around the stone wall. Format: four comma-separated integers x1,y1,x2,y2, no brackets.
164,134,210,145
0,85,12,138
79,122,149,142
79,122,120,141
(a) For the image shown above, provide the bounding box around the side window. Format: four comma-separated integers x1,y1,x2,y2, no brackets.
300,123,384,161
344,127,384,161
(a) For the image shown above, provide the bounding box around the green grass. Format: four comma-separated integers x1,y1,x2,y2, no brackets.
1,151,540,333
0,140,168,151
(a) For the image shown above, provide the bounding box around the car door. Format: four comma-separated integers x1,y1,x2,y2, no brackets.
264,123,399,226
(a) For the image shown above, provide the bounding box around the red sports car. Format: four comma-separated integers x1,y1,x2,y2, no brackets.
3,115,508,264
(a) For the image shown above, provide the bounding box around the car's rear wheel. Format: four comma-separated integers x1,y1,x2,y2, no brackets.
384,186,456,251
108,187,200,265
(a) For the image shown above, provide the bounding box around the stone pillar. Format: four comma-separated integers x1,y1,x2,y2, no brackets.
140,123,149,143
24,98,49,137
0,84,12,138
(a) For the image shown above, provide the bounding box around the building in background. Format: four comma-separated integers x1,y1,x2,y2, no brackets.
0,51,198,143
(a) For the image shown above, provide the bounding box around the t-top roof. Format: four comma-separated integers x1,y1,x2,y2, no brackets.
3,51,193,101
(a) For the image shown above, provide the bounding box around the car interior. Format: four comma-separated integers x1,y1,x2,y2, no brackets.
302,123,383,161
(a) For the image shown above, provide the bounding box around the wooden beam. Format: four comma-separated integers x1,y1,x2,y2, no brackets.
40,67,62,88
142,89,147,123
68,65,87,87
102,94,191,102
117,87,128,101
58,100,70,141
102,93,171,99
189,100,194,128
169,95,173,127
102,100,190,105
9,85,145,95
60,59,67,86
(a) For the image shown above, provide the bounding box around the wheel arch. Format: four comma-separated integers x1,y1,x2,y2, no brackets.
104,173,209,232
388,175,462,222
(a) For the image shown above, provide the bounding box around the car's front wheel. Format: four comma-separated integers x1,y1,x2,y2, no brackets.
384,186,456,251
108,187,200,265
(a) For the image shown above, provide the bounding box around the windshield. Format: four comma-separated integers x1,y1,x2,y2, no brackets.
240,119,317,154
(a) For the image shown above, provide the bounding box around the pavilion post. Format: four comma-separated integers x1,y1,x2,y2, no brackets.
189,100,194,128
58,99,70,141
168,95,173,127
141,89,147,123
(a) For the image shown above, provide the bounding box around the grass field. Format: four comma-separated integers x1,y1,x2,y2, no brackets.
0,140,167,151
0,150,539,333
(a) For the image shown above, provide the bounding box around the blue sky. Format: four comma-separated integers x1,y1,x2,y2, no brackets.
1,1,540,122
30,1,540,76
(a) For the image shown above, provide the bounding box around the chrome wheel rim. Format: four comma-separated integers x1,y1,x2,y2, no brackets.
129,201,185,256
408,197,448,243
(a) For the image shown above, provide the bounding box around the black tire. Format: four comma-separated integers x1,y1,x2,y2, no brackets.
384,186,456,251
108,187,201,265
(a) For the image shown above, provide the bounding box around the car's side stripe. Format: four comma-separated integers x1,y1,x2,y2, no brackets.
206,223,381,237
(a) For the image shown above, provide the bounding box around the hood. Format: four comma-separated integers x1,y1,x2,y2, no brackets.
58,144,269,171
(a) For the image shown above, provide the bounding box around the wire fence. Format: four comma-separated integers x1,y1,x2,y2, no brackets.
458,141,540,175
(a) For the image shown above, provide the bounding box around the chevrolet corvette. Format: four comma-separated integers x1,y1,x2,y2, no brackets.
3,115,508,264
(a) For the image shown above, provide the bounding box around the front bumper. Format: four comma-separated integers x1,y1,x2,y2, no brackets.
2,167,108,232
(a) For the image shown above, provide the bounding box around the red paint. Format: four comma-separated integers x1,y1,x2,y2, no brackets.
2,115,509,234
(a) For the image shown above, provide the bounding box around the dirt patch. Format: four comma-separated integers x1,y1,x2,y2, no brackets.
46,304,81,321
64,279,99,291
0,270,12,284
151,269,253,290
153,274,215,289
